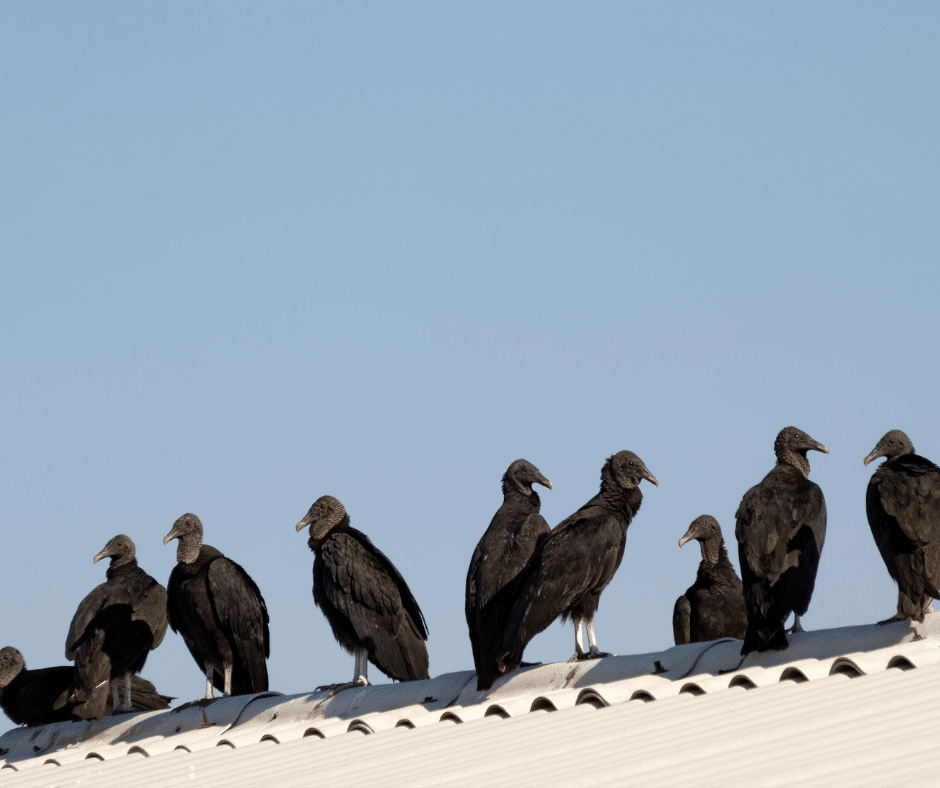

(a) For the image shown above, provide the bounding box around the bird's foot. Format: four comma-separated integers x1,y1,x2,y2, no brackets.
877,614,910,626
518,661,543,668
172,697,218,713
314,678,369,695
569,650,611,662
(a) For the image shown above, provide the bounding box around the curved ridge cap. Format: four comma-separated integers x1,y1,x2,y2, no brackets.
728,674,757,690
126,745,149,757
174,744,191,752
84,752,105,761
347,719,373,735
484,704,510,718
216,739,236,748
439,711,462,724
630,689,656,702
678,682,705,696
529,696,557,712
779,666,809,683
829,657,865,677
394,719,415,729
1,763,18,771
42,758,61,766
887,654,916,670
302,727,325,738
576,688,609,707
260,734,280,743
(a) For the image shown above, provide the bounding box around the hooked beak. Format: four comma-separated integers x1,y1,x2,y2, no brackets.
863,447,882,466
92,548,111,564
643,469,660,487
296,514,314,533
537,473,553,491
814,442,830,455
678,527,695,548
163,527,178,546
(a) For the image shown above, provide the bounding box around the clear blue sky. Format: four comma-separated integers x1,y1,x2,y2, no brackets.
2,2,938,724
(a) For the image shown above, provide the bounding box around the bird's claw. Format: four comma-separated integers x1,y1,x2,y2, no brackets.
569,650,610,662
314,679,369,694
172,697,218,713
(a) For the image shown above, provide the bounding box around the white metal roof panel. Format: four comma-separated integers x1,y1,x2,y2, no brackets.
3,614,940,786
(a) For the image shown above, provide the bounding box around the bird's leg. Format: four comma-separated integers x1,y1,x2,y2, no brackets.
124,672,133,711
570,618,586,661
354,648,370,686
583,620,612,659
112,680,121,713
315,650,371,694
224,664,233,696
787,614,805,634
205,662,215,700
923,598,934,617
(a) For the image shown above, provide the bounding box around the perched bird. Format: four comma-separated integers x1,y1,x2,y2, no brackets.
0,646,171,727
466,459,552,691
296,495,429,689
673,515,747,645
735,427,828,655
495,450,658,679
164,514,270,699
864,429,940,623
64,535,168,720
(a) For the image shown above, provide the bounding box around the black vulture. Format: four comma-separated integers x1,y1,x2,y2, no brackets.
735,427,828,655
466,459,552,691
295,495,429,689
673,515,747,645
864,429,940,623
64,534,168,720
496,450,658,677
164,514,270,699
0,647,171,727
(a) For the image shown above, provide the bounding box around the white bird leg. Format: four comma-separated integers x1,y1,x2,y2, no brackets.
586,619,600,656
205,662,215,700
571,618,585,660
789,614,804,634
354,648,370,686
124,672,133,711
112,680,121,712
224,664,233,696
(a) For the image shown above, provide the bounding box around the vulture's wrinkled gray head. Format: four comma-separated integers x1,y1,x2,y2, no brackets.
296,495,347,543
864,429,914,466
774,426,829,458
503,459,553,497
604,450,659,490
773,426,829,477
93,534,136,566
0,647,25,689
163,513,204,564
678,515,721,548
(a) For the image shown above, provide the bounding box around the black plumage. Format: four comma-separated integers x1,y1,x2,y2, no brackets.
0,647,171,727
64,535,168,720
296,496,429,688
496,451,658,679
164,514,270,699
735,427,828,655
864,429,940,623
673,515,747,645
466,459,552,691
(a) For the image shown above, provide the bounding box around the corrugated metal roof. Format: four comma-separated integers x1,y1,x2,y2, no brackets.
4,615,940,787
